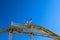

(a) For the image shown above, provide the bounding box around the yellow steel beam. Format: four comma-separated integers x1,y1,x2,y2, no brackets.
25,24,59,38
0,24,59,40
55,37,60,40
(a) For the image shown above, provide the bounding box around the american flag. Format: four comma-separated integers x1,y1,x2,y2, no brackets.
29,18,32,24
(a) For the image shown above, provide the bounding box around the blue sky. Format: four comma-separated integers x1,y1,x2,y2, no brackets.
0,0,60,40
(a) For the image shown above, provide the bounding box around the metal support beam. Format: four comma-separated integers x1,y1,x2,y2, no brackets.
30,33,34,40
8,32,12,40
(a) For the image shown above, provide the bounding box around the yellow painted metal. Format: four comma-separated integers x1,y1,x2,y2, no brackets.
0,24,59,40
25,24,59,38
55,37,60,40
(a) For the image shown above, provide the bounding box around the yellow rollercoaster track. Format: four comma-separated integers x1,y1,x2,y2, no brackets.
0,23,60,40
25,24,60,40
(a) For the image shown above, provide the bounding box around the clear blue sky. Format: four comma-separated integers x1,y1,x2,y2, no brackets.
0,0,60,40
